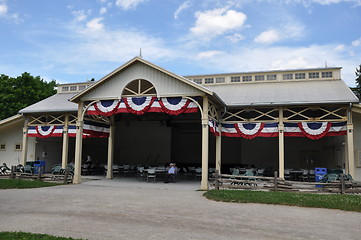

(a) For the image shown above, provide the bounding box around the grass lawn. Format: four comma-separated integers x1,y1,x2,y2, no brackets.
0,179,61,189
0,232,85,240
204,190,361,212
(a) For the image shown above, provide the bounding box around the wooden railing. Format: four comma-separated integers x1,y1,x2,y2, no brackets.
211,171,361,194
1,166,74,184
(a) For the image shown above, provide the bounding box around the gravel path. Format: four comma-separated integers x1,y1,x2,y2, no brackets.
0,178,360,240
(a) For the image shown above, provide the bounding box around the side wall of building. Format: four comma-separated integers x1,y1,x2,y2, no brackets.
0,120,36,168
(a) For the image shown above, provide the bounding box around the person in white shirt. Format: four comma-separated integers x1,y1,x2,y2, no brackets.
165,163,176,183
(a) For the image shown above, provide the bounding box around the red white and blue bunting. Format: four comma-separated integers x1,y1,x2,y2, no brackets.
284,122,346,139
28,126,63,138
68,125,77,137
209,121,347,139
82,120,110,138
28,122,110,139
235,123,265,139
209,120,220,136
87,97,198,116
123,97,155,115
218,122,279,138
94,100,121,116
159,97,192,115
298,122,331,139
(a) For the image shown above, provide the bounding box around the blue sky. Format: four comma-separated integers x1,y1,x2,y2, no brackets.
0,0,360,86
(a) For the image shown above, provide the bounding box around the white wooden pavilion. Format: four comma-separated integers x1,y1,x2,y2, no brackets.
14,57,360,189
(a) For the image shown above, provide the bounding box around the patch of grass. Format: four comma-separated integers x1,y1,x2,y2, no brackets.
204,190,361,212
0,179,61,189
0,232,85,240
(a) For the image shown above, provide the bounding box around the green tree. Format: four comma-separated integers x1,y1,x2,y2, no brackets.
351,64,361,100
0,72,57,120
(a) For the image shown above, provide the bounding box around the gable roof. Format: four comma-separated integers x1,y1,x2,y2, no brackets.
70,57,217,103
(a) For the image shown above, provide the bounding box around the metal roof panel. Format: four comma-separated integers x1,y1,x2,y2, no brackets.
205,80,359,107
19,93,78,114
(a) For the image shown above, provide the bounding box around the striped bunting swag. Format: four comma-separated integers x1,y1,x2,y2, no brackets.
219,122,279,138
87,97,198,116
284,121,346,139
93,99,121,116
28,126,63,138
123,96,156,115
209,121,346,139
82,120,110,138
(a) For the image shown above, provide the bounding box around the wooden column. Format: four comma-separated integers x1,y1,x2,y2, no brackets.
215,126,222,174
61,114,69,168
201,96,209,190
73,102,84,184
20,116,29,166
278,107,285,179
346,123,355,178
106,116,115,179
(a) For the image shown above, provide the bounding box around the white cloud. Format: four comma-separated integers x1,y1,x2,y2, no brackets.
0,2,8,16
115,0,147,10
190,8,247,40
254,29,281,44
100,7,107,15
72,10,87,22
0,1,20,22
196,50,224,59
42,20,176,79
311,0,361,5
255,23,305,44
86,18,104,31
352,37,361,47
174,1,191,19
335,44,345,51
225,33,245,43
266,0,361,6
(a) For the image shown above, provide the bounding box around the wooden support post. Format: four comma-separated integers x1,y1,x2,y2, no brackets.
20,117,29,166
201,96,209,190
274,171,278,191
10,166,15,179
63,167,69,184
346,123,355,178
61,114,69,169
37,167,41,181
278,107,285,180
106,116,115,179
73,102,84,184
215,132,222,174
340,173,345,194
214,169,219,190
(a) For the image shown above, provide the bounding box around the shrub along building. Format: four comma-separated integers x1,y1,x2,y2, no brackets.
0,57,360,189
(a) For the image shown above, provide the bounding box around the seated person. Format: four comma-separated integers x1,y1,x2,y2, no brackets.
165,163,176,183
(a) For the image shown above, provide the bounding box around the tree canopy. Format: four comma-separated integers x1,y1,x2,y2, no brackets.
351,64,361,100
0,73,57,120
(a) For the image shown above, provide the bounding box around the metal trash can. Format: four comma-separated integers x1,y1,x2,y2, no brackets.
34,160,46,174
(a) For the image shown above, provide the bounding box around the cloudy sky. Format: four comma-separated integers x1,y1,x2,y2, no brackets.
0,0,360,86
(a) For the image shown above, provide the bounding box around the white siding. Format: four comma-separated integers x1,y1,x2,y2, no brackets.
0,120,36,167
80,62,204,101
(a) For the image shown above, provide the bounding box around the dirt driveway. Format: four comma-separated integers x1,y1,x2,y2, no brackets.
0,177,360,240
